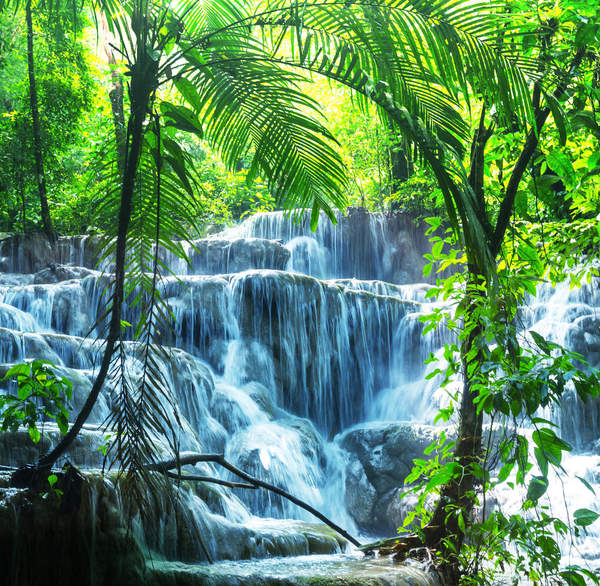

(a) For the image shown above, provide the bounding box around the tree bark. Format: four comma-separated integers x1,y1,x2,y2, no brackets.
101,13,126,170
25,0,56,243
389,132,413,194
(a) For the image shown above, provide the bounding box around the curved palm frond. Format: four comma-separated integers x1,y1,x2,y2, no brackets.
91,112,200,473
162,0,538,247
182,53,348,225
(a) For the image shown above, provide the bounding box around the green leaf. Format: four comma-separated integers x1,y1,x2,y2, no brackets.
57,412,68,435
160,102,203,136
28,426,41,444
576,475,596,496
534,447,548,478
525,475,548,503
174,78,204,112
546,149,576,189
545,93,568,147
47,474,58,488
559,570,586,586
573,508,600,528
497,461,514,483
3,363,31,380
574,22,597,48
17,383,32,401
530,330,550,353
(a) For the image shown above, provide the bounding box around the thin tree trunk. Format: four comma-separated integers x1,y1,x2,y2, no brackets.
425,274,486,582
25,0,55,243
19,170,26,232
34,93,150,472
410,111,493,580
101,14,126,170
388,129,413,195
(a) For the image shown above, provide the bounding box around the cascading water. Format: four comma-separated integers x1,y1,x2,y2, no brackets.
0,208,598,582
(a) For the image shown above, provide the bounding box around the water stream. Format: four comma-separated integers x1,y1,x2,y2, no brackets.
0,209,599,581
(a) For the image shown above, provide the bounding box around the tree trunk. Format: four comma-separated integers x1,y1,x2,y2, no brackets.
33,86,152,473
425,272,486,582
101,13,126,170
25,0,56,244
388,132,413,194
421,111,493,580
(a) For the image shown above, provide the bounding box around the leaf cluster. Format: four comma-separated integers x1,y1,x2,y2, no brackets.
0,360,72,444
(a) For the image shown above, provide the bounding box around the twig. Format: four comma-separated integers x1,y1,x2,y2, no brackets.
164,470,257,490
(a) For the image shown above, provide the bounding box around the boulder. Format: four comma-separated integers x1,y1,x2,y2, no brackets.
0,474,148,586
338,422,446,534
0,233,55,273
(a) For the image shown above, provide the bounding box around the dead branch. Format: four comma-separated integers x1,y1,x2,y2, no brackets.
164,470,257,489
148,452,362,548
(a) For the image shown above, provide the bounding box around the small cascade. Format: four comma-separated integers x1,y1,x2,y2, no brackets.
220,208,435,283
0,209,599,579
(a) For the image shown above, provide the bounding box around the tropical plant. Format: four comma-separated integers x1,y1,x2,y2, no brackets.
0,3,96,235
366,0,600,582
0,360,72,445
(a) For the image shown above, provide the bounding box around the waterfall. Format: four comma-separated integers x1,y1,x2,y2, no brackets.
0,210,599,574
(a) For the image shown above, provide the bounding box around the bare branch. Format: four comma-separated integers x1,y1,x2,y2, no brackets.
148,452,362,548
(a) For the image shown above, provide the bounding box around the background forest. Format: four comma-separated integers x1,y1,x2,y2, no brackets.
1,0,599,235
0,3,453,235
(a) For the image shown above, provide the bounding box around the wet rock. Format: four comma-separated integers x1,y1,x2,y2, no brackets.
145,555,438,586
188,238,290,274
339,422,441,495
227,208,438,284
0,427,109,469
344,459,377,528
33,264,97,284
211,384,268,434
226,420,326,519
0,234,98,273
338,422,445,534
0,233,55,273
0,474,148,586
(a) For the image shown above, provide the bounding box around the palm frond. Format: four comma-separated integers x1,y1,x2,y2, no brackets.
177,39,348,225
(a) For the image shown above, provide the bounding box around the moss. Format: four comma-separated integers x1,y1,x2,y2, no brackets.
0,477,147,586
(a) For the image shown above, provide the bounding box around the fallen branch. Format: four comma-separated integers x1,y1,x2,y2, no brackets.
146,452,221,471
148,452,362,548
164,470,257,490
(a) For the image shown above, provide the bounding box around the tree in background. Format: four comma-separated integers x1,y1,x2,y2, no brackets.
0,3,95,236
24,0,54,241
